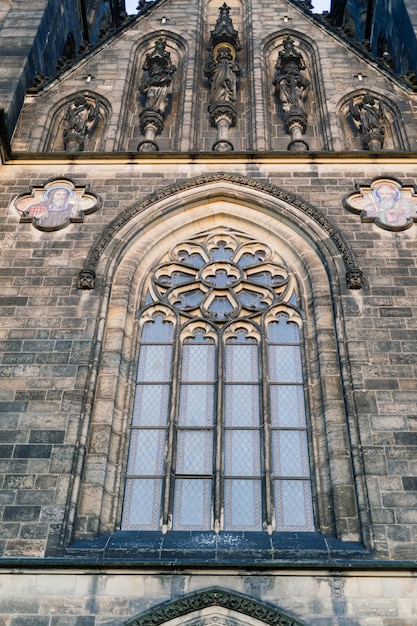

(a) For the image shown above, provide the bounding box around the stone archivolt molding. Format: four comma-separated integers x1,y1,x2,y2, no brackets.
77,173,362,290
124,588,304,626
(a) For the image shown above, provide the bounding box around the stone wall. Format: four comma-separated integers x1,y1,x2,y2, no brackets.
1,159,417,563
0,570,417,625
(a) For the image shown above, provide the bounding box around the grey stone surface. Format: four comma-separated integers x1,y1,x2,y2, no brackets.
1,0,417,624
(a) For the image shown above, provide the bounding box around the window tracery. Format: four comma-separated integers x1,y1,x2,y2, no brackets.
122,230,314,533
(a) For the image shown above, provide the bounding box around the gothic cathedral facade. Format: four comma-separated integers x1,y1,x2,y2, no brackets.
1,0,417,624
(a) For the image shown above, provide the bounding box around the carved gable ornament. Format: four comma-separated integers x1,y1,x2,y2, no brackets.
13,179,101,231
124,588,304,626
344,178,417,231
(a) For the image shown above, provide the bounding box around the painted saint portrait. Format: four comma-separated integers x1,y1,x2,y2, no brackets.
344,179,417,231
13,180,100,231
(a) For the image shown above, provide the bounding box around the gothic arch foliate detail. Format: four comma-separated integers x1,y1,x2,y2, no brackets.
77,173,362,290
124,588,304,626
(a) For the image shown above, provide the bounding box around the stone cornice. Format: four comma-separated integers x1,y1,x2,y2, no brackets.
5,150,417,165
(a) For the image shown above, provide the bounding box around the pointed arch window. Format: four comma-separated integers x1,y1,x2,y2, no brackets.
122,231,314,533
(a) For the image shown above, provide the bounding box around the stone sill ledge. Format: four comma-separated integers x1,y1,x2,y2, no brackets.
4,531,415,571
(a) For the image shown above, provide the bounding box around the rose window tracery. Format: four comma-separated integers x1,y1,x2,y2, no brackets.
149,232,296,320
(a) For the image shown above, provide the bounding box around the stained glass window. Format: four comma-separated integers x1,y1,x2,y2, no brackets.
122,231,314,532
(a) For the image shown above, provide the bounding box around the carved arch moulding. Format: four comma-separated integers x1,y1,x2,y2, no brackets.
77,173,363,290
124,588,304,626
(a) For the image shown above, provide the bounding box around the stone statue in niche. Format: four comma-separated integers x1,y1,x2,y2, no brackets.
344,178,417,231
205,3,241,152
205,44,240,105
138,38,177,151
273,35,310,151
63,95,100,152
349,93,385,151
13,179,101,232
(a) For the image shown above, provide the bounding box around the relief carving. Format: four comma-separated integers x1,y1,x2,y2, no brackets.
125,588,303,626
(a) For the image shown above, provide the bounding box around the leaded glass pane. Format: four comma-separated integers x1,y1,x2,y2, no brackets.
126,231,316,533
176,289,205,308
289,291,298,306
178,385,214,427
211,241,233,260
225,385,260,426
159,271,194,286
270,385,306,428
178,251,205,267
176,430,213,474
274,480,314,531
224,479,262,530
225,344,258,382
268,318,300,343
137,345,172,382
173,479,211,530
126,429,165,476
141,316,173,342
238,289,268,309
250,271,274,285
225,430,261,476
206,269,235,287
269,345,302,383
122,478,162,530
132,384,170,426
237,251,265,267
208,296,234,319
182,344,215,382
271,430,310,477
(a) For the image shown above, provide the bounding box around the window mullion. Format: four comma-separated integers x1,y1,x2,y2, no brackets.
161,328,182,534
213,330,223,533
260,327,274,534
